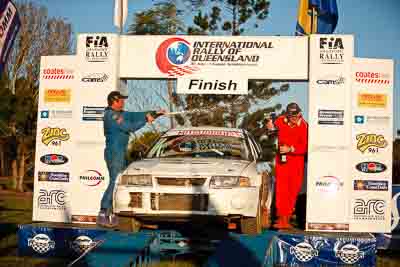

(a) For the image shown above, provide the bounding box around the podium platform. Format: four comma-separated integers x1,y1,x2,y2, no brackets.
18,223,376,267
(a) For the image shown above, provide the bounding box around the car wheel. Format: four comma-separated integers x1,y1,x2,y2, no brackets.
240,198,262,235
117,215,141,233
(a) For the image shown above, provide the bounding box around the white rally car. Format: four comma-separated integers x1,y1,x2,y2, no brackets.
113,127,273,234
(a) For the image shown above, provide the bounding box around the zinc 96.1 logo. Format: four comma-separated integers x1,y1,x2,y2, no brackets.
155,37,198,77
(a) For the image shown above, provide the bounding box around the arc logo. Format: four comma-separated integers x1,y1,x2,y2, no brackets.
355,161,387,173
41,127,70,146
79,170,105,186
356,133,387,153
353,198,385,221
155,37,199,77
38,189,66,210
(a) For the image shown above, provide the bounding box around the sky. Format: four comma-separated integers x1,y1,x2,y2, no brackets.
32,0,400,135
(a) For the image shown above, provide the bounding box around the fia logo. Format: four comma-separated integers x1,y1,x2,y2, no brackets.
41,127,70,146
85,35,109,62
319,37,344,50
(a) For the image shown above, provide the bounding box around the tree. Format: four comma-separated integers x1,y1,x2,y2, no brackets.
187,0,270,35
0,1,73,191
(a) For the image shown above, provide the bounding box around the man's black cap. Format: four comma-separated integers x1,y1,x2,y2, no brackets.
286,102,301,117
107,91,128,104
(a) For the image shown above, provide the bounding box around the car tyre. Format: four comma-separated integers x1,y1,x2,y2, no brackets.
117,215,141,233
240,198,262,235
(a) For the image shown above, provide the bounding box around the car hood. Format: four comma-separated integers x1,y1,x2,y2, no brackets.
123,158,252,177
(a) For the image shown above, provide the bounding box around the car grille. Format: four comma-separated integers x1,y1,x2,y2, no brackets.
151,193,208,211
156,177,207,186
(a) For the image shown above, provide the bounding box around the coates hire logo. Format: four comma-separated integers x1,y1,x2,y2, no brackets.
81,73,108,83
42,68,74,80
356,161,387,174
355,71,390,84
40,154,68,165
79,170,105,186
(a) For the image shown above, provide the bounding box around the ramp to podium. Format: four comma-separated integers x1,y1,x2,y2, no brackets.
18,223,376,267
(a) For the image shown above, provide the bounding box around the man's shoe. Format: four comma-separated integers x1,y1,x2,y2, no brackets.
97,210,117,228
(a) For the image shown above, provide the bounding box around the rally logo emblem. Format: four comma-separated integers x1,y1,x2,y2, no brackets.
70,236,94,254
356,133,387,153
41,127,70,146
289,242,318,262
155,37,199,77
335,243,364,264
28,234,55,254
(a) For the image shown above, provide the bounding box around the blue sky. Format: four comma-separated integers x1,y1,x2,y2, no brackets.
33,0,400,135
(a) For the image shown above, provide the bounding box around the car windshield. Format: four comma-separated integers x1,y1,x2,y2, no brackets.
146,134,252,161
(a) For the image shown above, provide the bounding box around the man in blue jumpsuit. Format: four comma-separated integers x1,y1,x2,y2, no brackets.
97,91,163,227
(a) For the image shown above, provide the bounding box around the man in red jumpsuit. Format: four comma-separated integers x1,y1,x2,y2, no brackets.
267,103,308,229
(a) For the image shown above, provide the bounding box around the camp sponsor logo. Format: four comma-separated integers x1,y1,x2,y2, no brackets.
38,189,66,210
70,236,94,254
40,154,69,165
41,127,70,146
335,243,364,265
79,170,105,186
357,93,387,108
319,37,344,64
354,180,388,191
318,109,344,125
40,109,72,119
38,171,69,182
316,75,345,85
44,88,71,103
356,133,387,154
82,106,105,121
42,68,74,80
355,71,390,84
315,176,343,193
28,234,55,254
156,37,274,77
81,73,108,82
356,161,387,173
353,198,385,221
289,242,318,263
85,35,109,62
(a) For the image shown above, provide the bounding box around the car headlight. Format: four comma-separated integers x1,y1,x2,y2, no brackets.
120,174,152,186
210,176,251,188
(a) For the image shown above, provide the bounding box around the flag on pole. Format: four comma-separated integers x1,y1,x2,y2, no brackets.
0,0,20,74
295,0,338,35
114,0,128,31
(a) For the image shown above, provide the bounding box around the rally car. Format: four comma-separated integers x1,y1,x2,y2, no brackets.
113,127,273,234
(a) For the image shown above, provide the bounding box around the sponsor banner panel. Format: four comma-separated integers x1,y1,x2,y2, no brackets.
177,74,248,95
32,184,71,222
75,33,119,143
119,35,308,79
307,35,354,231
306,150,350,226
70,143,108,218
349,192,391,232
392,185,400,232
